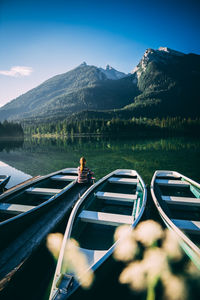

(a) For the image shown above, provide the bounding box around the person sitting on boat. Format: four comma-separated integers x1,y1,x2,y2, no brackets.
77,157,94,184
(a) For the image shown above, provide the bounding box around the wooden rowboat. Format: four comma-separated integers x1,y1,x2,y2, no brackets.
0,175,10,192
50,169,147,300
151,170,200,268
0,168,79,249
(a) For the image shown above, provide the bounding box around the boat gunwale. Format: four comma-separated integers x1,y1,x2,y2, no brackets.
50,169,147,300
150,170,200,267
0,175,11,189
0,168,78,227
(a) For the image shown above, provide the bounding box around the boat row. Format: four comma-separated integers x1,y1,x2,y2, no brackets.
0,168,199,299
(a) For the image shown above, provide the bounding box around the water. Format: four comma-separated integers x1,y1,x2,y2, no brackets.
0,136,200,299
0,136,199,185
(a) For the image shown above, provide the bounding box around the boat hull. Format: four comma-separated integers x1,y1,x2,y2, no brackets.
151,170,200,268
50,169,147,299
0,168,78,250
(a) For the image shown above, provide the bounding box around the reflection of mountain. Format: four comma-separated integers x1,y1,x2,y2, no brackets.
0,137,199,184
0,47,199,122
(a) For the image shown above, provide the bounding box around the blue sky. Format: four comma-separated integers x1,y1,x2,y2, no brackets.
0,0,199,106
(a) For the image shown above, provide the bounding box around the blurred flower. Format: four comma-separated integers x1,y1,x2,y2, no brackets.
135,220,164,247
46,233,63,259
114,224,132,241
119,261,147,291
162,274,187,300
162,229,183,261
185,260,200,278
143,247,168,283
114,225,138,262
62,238,94,289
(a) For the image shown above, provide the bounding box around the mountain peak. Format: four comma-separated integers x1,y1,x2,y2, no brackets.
131,46,185,77
106,64,113,70
99,65,127,80
158,47,184,56
80,61,87,67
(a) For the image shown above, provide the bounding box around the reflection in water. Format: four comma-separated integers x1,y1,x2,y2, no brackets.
0,139,24,152
0,136,199,185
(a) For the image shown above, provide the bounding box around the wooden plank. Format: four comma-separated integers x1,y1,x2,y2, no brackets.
26,187,62,195
51,175,77,182
78,210,133,226
155,179,190,187
162,195,200,206
172,219,200,234
108,177,139,185
96,191,137,202
0,203,35,214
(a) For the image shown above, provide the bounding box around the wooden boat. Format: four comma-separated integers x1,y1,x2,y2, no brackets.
0,168,79,249
50,169,147,300
151,170,200,268
0,175,11,192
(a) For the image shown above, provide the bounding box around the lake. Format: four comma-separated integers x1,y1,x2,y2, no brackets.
0,135,200,300
0,136,199,185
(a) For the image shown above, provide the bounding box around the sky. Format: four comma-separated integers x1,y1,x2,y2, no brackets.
0,0,200,107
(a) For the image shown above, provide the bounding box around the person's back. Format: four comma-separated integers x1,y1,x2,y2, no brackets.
77,157,93,184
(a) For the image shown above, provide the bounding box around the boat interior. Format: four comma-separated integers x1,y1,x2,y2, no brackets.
0,170,77,223
68,171,144,271
155,172,200,245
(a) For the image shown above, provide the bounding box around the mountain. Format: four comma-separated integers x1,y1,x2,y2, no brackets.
0,63,138,122
125,47,200,117
0,47,199,122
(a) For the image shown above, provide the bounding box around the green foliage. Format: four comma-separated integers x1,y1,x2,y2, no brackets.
24,117,200,138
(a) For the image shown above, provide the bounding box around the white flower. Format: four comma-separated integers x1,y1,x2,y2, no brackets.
162,229,183,261
62,239,94,289
143,247,168,283
185,260,200,278
114,225,138,262
162,274,187,300
114,224,132,241
46,233,63,259
119,261,147,291
135,220,164,247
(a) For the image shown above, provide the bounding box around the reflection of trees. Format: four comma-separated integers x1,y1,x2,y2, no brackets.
0,139,24,152
22,136,200,154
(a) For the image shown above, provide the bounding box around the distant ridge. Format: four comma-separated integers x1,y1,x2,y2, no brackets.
0,47,199,122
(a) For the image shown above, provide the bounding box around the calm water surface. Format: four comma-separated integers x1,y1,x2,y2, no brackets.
0,136,200,300
0,136,199,184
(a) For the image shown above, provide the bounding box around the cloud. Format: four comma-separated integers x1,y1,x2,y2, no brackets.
0,66,33,77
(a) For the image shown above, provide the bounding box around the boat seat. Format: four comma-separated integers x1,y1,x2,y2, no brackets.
156,172,181,179
114,170,137,176
172,219,200,234
78,210,133,226
26,187,62,195
96,191,137,202
79,247,107,267
51,175,77,181
155,179,190,188
162,196,200,206
108,177,139,185
0,203,35,214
